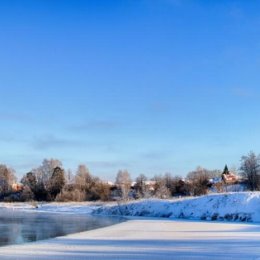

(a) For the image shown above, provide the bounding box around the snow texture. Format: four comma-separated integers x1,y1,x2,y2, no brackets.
1,194,260,259
0,202,100,214
0,219,260,259
94,192,260,222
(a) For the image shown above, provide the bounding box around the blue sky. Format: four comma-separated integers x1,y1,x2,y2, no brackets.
1,0,260,180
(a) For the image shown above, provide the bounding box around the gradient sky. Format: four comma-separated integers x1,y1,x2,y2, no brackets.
1,0,260,180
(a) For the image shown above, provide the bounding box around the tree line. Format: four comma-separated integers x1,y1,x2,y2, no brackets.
0,151,260,202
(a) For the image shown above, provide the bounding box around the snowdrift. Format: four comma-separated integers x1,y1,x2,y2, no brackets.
94,192,260,222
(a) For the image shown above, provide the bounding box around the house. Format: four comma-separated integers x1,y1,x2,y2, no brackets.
222,172,238,184
221,165,238,184
11,183,23,192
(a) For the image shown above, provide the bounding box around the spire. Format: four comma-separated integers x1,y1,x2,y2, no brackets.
222,165,230,175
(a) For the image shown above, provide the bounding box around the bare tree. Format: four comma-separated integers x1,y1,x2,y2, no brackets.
75,164,92,190
74,164,110,201
187,167,211,196
66,169,74,184
0,164,16,195
97,182,111,201
135,174,150,198
240,151,260,191
152,175,171,199
115,170,131,200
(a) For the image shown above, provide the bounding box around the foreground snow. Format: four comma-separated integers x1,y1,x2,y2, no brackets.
95,192,260,222
0,219,260,260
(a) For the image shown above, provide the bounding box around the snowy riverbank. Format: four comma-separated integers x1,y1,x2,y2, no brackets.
94,192,260,222
1,192,260,223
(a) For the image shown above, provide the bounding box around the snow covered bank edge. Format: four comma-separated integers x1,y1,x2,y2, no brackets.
94,192,260,222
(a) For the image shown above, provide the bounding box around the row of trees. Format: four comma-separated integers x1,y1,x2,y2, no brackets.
20,160,111,202
0,151,259,202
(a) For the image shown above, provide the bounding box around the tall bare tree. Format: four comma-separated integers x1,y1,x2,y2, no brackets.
0,164,16,195
240,151,260,191
115,170,131,200
152,175,171,199
75,164,92,190
187,167,211,196
135,174,149,198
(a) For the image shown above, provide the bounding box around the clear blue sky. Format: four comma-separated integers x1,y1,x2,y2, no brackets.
1,0,260,180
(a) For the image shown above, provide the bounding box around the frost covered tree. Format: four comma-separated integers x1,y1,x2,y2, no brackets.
22,159,63,201
115,170,131,200
75,164,92,190
152,175,171,199
66,169,74,184
33,159,62,189
240,151,260,191
0,164,16,195
73,164,109,201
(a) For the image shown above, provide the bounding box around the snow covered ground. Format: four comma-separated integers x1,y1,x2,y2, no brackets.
1,193,260,259
0,219,260,260
0,201,102,214
95,192,260,222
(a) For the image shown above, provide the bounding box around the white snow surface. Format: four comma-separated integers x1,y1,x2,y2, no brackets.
0,201,101,214
0,219,260,259
94,192,260,222
1,193,260,259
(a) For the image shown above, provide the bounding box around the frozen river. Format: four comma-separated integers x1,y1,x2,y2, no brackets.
0,219,260,259
0,208,124,246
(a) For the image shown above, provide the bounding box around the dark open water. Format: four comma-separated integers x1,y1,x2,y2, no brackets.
0,209,124,247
